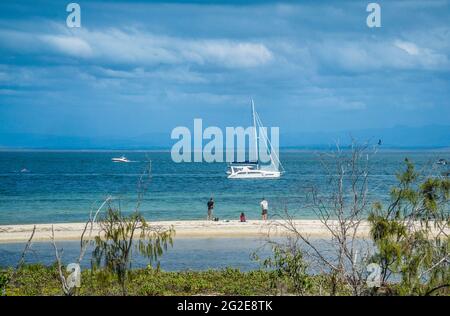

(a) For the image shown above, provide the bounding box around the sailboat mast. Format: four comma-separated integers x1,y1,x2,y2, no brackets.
251,98,258,162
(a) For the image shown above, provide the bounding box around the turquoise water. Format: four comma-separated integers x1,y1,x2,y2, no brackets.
0,150,447,225
0,237,365,271
0,238,267,271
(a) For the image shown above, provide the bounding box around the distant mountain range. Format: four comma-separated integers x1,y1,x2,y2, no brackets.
281,125,450,149
0,125,449,150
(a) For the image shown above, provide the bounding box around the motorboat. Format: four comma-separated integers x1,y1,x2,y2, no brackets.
112,156,131,163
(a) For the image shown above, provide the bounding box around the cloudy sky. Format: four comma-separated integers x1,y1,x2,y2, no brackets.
0,0,449,142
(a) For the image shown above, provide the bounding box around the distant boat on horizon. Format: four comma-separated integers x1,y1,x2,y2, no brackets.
227,99,284,179
112,156,131,163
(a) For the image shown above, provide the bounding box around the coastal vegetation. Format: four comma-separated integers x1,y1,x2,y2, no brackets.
368,158,449,296
48,160,175,296
1,262,447,296
88,161,174,295
0,146,448,296
257,143,449,296
91,207,174,295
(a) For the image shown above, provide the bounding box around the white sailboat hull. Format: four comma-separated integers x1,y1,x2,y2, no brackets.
227,170,281,179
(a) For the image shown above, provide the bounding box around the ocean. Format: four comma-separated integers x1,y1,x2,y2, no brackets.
0,238,266,271
0,237,372,272
0,150,447,225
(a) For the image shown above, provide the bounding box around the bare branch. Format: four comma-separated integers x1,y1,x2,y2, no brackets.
16,225,36,269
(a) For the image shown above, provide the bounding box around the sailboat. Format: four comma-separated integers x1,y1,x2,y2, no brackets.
227,99,284,179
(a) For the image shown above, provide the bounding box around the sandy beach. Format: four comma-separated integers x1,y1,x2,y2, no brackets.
0,219,375,243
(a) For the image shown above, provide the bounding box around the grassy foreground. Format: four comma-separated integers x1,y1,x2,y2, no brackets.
1,264,448,296
1,264,345,296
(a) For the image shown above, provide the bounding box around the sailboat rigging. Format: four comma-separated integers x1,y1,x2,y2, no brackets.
227,99,284,179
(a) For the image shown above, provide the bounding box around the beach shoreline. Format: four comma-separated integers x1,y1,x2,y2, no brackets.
0,219,374,243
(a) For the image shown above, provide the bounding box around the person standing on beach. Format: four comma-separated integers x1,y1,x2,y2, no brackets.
207,197,215,220
260,197,268,220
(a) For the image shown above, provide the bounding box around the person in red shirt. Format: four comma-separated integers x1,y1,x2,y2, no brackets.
240,212,246,222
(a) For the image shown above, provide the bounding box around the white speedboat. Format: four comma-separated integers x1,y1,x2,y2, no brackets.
227,99,284,179
112,156,131,163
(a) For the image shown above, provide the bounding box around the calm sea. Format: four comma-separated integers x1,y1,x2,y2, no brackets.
0,238,265,271
0,150,447,225
0,237,370,272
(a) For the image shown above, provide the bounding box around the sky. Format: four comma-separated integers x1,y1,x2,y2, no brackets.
0,0,449,145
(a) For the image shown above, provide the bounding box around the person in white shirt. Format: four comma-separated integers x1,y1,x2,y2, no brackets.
260,197,268,220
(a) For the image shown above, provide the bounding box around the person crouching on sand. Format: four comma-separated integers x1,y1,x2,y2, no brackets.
260,197,268,220
207,197,214,220
240,212,246,222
